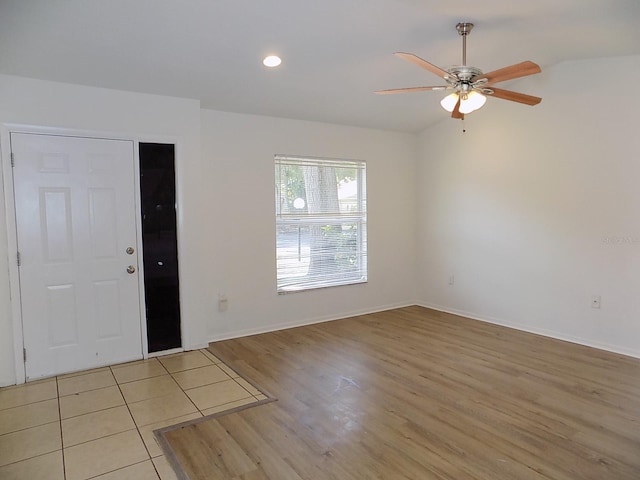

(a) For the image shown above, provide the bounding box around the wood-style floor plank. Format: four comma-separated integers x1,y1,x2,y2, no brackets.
161,306,640,479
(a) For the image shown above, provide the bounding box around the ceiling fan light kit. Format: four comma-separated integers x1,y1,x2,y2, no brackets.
376,22,542,121
263,55,282,67
440,92,460,112
441,91,487,114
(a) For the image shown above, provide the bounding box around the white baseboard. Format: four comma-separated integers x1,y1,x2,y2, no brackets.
417,302,640,360
209,302,640,360
208,301,416,344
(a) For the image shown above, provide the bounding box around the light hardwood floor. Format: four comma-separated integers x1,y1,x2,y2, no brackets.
159,306,640,479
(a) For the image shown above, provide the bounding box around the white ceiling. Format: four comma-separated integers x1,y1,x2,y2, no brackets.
1,0,639,132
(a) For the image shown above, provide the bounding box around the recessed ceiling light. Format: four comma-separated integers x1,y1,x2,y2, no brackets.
263,55,282,68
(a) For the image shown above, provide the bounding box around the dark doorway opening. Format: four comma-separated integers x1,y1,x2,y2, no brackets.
139,143,181,353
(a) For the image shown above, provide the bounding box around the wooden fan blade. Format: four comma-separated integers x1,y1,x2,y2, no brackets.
451,97,464,119
487,87,542,105
480,61,541,85
394,52,451,80
375,86,448,95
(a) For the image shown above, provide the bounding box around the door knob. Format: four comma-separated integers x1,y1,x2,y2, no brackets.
126,247,135,255
127,265,136,274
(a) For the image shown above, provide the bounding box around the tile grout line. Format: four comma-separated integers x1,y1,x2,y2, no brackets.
110,364,156,459
111,360,175,478
56,365,156,479
0,393,59,412
0,377,62,471
55,375,68,480
104,357,255,476
164,352,257,417
0,419,61,437
198,349,266,407
138,357,212,479
167,350,260,414
164,357,209,417
0,350,268,479
0,450,61,471
83,459,152,480
57,386,128,421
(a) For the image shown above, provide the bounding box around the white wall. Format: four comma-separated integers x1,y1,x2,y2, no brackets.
0,74,205,386
0,75,419,385
4,54,636,386
417,55,640,358
200,110,418,340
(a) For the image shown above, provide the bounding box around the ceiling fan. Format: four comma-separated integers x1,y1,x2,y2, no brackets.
376,22,542,119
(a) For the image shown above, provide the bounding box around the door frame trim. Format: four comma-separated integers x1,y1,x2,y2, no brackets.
1,124,25,384
1,123,186,384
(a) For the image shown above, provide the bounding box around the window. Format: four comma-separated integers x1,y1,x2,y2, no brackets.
275,155,367,293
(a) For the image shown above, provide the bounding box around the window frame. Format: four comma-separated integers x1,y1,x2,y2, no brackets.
275,155,367,293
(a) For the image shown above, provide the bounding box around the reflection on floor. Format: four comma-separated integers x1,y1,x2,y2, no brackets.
0,349,267,480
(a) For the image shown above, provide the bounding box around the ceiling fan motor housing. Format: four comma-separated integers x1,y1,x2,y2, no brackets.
447,66,483,82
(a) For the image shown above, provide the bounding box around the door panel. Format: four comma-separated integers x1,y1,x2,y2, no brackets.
46,283,78,347
89,188,119,258
11,133,143,380
94,279,122,339
41,188,74,261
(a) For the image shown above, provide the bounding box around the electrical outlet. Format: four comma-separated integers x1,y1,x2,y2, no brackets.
218,294,229,312
448,275,455,285
591,295,601,309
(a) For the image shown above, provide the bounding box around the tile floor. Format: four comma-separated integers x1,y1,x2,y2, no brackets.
0,349,268,480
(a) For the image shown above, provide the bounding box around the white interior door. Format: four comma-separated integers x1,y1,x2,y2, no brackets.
11,133,143,380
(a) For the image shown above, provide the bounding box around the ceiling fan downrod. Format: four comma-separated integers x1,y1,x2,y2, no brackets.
456,22,473,66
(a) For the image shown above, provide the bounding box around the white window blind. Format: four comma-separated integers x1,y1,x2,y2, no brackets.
275,155,367,293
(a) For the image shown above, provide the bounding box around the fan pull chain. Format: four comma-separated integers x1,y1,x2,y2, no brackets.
462,118,466,133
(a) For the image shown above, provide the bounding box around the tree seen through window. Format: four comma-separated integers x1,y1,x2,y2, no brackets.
275,156,367,292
